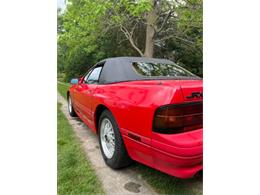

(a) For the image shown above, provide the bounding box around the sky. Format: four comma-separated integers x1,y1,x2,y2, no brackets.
57,0,66,10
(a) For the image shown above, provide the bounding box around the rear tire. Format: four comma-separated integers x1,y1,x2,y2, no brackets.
98,110,132,169
67,94,77,117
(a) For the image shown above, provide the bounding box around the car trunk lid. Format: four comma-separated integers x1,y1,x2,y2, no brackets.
153,80,203,102
179,80,203,102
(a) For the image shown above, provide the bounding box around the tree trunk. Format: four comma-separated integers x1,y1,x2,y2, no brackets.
144,23,155,57
144,1,157,58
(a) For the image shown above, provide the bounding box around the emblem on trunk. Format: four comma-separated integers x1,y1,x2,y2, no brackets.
186,92,203,99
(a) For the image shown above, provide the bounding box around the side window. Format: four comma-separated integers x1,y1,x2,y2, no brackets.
85,66,102,84
83,70,92,83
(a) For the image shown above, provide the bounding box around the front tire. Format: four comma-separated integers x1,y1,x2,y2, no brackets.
98,110,132,169
67,94,77,117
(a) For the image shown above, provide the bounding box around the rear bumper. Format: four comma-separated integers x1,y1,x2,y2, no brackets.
152,152,202,178
122,128,203,178
152,129,203,178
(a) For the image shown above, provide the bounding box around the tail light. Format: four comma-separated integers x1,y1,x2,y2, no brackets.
153,102,203,134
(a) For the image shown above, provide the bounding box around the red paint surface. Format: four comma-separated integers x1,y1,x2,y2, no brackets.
69,79,203,178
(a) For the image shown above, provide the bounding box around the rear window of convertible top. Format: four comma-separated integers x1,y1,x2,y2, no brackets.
132,62,195,77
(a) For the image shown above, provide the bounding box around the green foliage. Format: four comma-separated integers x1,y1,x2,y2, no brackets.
58,0,203,80
58,0,107,81
57,82,70,98
121,0,152,17
57,102,104,195
155,0,203,76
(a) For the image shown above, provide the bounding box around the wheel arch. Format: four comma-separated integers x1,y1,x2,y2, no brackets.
66,91,70,100
94,104,110,133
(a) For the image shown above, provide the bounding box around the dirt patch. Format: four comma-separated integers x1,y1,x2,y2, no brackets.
124,181,142,193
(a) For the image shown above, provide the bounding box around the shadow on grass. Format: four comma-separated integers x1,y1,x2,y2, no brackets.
132,163,202,195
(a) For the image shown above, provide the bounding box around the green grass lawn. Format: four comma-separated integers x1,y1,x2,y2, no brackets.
135,164,202,195
57,102,104,195
57,81,71,99
57,82,202,195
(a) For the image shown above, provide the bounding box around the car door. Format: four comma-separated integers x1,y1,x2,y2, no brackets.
72,70,92,113
75,65,103,127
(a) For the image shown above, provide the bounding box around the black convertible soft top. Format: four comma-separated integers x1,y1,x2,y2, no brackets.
97,57,201,84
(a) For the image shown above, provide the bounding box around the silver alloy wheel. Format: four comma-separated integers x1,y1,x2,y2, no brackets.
100,118,115,159
68,96,72,113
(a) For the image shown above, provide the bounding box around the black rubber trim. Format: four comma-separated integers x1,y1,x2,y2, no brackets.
128,133,141,142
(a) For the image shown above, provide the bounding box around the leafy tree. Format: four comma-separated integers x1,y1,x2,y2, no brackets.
57,0,203,81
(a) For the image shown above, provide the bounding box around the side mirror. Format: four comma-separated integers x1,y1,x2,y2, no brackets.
70,78,79,85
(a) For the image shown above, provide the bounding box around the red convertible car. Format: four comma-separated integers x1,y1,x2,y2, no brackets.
67,57,203,178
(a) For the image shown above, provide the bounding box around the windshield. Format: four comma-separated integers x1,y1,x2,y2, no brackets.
132,62,196,77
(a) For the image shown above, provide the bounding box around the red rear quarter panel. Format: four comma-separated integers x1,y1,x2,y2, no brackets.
93,80,184,137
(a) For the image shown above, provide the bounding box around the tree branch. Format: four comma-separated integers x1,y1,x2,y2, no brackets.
130,22,138,36
120,25,144,56
155,34,195,45
156,10,172,34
